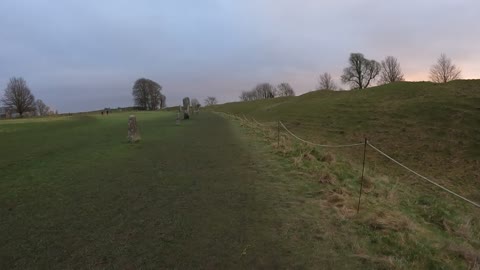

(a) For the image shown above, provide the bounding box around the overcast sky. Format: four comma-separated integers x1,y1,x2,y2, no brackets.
1,0,479,112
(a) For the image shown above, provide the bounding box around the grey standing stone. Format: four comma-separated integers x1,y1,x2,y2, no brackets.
182,97,191,119
127,115,141,142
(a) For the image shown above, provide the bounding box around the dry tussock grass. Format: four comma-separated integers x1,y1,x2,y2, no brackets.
364,210,415,232
292,155,303,167
361,175,374,190
318,172,336,184
320,152,335,164
447,243,480,270
302,152,317,161
454,217,474,239
352,254,397,269
324,188,358,217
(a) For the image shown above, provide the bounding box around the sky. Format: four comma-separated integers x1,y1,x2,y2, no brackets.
1,0,479,113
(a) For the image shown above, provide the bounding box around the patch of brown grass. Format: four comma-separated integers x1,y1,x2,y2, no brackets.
292,156,303,167
447,243,480,270
318,172,336,184
361,175,374,190
454,217,473,240
320,152,336,164
303,152,317,161
365,210,416,232
352,254,397,269
326,188,357,217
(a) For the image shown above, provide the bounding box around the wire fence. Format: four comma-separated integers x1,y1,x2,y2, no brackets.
252,117,264,126
280,121,365,148
367,141,480,208
218,111,480,210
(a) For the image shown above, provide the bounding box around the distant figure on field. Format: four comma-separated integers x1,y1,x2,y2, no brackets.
101,111,104,115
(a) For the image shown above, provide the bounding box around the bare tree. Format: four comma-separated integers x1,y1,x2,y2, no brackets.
430,54,462,83
254,83,276,99
239,83,276,101
2,77,36,116
204,96,218,106
379,56,405,84
341,53,381,89
276,83,295,96
239,91,250,101
35,99,51,116
317,73,338,90
132,78,163,110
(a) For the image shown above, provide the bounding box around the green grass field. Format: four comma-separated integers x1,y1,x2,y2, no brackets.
0,111,364,269
1,80,479,269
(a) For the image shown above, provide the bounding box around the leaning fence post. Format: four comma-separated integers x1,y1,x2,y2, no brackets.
357,137,368,213
277,121,280,147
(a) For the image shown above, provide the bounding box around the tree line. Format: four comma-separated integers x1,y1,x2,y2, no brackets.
338,53,460,89
2,53,462,115
239,82,295,101
239,53,462,101
132,78,219,109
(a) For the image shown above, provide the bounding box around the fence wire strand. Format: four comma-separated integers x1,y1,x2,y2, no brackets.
279,121,364,148
216,111,479,209
367,141,480,208
252,117,264,126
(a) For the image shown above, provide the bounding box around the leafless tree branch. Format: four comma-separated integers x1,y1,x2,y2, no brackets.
430,54,461,83
2,77,36,116
379,56,404,84
341,53,381,89
317,73,338,90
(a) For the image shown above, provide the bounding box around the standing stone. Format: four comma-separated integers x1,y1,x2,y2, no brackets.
127,115,141,142
176,112,180,125
182,97,191,120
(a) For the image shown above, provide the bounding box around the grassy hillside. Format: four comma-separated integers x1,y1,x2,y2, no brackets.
212,80,480,199
210,80,480,268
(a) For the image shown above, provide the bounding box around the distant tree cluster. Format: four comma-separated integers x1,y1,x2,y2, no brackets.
204,96,218,106
317,52,461,91
239,82,295,101
236,52,462,101
132,78,166,110
35,99,52,116
1,77,53,117
276,83,295,97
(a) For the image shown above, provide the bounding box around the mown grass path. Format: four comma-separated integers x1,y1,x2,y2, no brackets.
1,112,351,269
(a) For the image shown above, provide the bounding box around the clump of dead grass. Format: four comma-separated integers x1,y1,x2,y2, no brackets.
447,243,480,270
320,152,335,164
352,254,397,269
364,210,416,232
318,172,336,184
